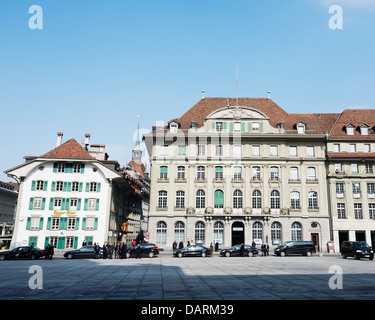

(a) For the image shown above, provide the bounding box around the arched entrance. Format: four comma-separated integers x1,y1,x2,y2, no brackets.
232,221,244,246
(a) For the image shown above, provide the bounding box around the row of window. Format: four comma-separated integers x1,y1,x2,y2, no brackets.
157,189,319,210
29,197,100,211
53,162,85,173
335,182,375,198
333,143,372,153
159,166,318,181
334,163,373,174
26,216,98,231
28,236,93,250
156,221,304,245
337,203,375,219
31,181,101,192
159,144,317,157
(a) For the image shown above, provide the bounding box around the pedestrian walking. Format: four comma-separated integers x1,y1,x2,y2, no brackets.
215,241,219,252
108,243,114,259
136,243,141,259
261,243,266,257
179,240,184,249
94,242,100,259
265,243,269,256
48,242,54,260
210,243,213,257
173,241,177,251
121,242,127,259
103,243,108,259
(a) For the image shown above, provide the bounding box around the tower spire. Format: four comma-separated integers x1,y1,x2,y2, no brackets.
132,115,142,161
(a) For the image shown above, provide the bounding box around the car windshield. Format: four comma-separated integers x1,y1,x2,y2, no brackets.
354,242,370,249
280,241,292,247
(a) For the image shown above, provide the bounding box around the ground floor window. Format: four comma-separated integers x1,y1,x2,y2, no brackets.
213,221,224,244
174,221,185,242
156,221,167,245
291,222,302,241
271,222,282,244
195,221,205,244
252,221,263,241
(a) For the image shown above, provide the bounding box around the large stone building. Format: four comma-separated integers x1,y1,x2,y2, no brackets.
144,98,375,252
5,133,149,251
144,98,335,251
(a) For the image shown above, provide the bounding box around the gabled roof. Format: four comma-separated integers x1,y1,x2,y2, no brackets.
40,138,94,160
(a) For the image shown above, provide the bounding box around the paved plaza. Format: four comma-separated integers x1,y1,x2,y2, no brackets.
0,252,374,301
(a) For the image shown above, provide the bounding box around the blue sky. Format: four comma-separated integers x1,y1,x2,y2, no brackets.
1,0,374,181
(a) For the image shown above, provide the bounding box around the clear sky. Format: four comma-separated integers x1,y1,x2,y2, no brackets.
1,0,374,181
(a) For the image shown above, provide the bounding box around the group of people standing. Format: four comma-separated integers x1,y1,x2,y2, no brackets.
91,241,129,259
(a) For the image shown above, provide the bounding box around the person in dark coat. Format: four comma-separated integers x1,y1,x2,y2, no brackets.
215,241,219,252
173,241,177,251
136,243,141,259
94,243,100,259
121,242,127,259
179,241,184,249
103,243,108,259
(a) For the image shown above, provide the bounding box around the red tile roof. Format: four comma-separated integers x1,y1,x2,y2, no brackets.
327,153,375,158
40,138,94,160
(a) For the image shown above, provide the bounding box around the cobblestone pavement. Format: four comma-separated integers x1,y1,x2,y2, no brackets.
0,252,374,300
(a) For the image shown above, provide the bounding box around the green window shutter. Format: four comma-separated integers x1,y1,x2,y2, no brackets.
74,237,78,249
75,217,80,230
51,181,56,191
79,182,83,192
215,166,223,173
41,198,46,210
31,180,36,191
80,164,85,174
260,122,264,132
29,236,38,246
82,217,86,230
67,163,73,173
223,122,227,132
29,198,34,210
95,199,100,211
43,181,48,191
57,237,65,249
242,122,245,132
44,237,50,248
84,199,88,211
61,198,66,210
63,182,67,192
212,122,215,132
248,122,252,132
85,183,89,192
67,182,72,192
230,122,234,132
178,145,186,155
94,217,98,230
97,183,101,192
60,217,67,230
49,198,54,210
39,217,44,230
77,198,81,211
26,217,31,230
66,198,70,210
214,190,224,206
47,217,51,230
160,166,168,174
53,163,58,173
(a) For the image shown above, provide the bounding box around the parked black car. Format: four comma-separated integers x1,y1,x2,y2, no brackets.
64,245,103,259
341,241,374,260
126,243,159,258
173,245,211,258
0,246,45,261
274,241,316,257
220,244,259,257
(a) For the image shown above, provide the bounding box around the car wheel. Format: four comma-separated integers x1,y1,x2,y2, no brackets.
67,254,73,259
201,252,206,258
354,254,360,260
31,254,37,260
342,253,347,259
306,251,312,257
0,255,5,261
178,252,183,258
148,252,154,258
248,251,253,257
126,252,130,259
225,252,230,257
280,251,286,257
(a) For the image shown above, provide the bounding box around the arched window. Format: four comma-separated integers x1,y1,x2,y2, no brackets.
252,190,262,209
252,221,263,241
291,222,302,241
176,190,185,208
177,166,185,179
213,221,224,245
160,166,168,179
158,191,167,208
270,190,280,209
271,222,282,243
290,167,299,181
156,221,167,245
270,166,279,180
197,166,205,180
174,221,185,243
307,167,316,181
252,166,261,180
214,190,224,208
233,190,243,208
290,191,300,209
215,166,223,180
196,189,205,209
195,221,205,244
308,191,318,209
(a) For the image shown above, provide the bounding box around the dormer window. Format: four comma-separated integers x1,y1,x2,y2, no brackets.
360,123,370,135
170,124,178,133
345,124,355,135
168,119,180,133
296,121,306,134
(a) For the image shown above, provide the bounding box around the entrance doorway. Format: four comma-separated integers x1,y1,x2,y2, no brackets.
338,231,349,252
311,233,320,252
232,222,244,246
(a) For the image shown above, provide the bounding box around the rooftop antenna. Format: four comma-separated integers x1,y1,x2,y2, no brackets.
202,89,205,99
236,64,238,106
267,90,271,99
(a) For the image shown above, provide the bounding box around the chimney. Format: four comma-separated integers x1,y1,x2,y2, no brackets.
56,132,63,147
84,134,90,151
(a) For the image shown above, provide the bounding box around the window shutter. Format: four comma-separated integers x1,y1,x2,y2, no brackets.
242,122,245,132
248,122,252,132
51,181,56,191
26,217,31,230
259,122,264,132
39,217,44,230
63,182,67,192
160,166,168,174
86,183,89,192
31,180,36,191
82,217,86,230
49,198,54,210
79,182,83,192
60,217,67,230
53,163,58,173
43,181,48,191
223,122,227,132
65,198,70,210
77,198,81,211
84,199,88,211
212,122,215,132
44,237,50,248
75,217,80,230
94,217,98,230
230,122,234,132
61,198,66,210
41,198,46,210
67,182,72,192
97,183,101,192
80,164,85,174
74,237,78,249
57,237,65,249
95,199,100,211
214,190,224,206
47,217,51,230
29,198,34,210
